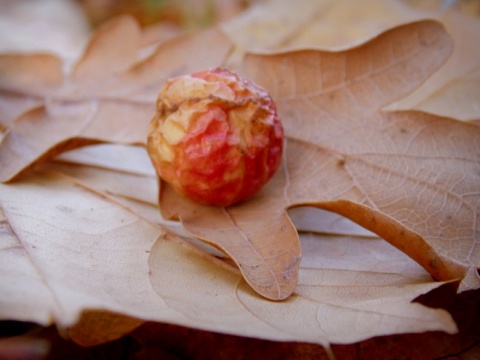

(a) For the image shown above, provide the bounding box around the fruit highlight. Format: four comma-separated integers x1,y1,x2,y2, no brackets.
147,68,284,207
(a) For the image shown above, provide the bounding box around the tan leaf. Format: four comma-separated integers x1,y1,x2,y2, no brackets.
0,0,90,59
56,144,156,176
288,206,376,237
53,144,370,239
222,0,419,51
223,0,480,120
0,206,56,325
0,52,63,130
388,8,480,121
0,0,89,130
149,228,457,346
0,15,233,182
222,0,333,51
0,2,474,351
244,20,479,291
0,171,164,327
163,20,480,299
0,168,457,347
161,180,302,300
71,15,142,82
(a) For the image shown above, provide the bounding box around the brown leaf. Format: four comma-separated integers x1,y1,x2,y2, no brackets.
0,53,62,130
0,165,456,346
0,54,63,91
0,169,165,326
72,15,142,81
0,4,472,350
389,8,480,121
0,15,233,182
148,228,457,345
66,310,144,347
0,0,90,59
223,0,480,121
222,0,410,52
162,20,480,298
161,180,302,300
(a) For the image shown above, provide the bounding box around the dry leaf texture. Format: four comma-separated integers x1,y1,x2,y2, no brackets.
223,0,480,121
0,11,478,347
0,166,457,347
0,15,233,181
163,20,480,298
242,21,480,291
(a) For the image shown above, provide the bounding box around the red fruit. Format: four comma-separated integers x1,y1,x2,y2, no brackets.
147,68,283,207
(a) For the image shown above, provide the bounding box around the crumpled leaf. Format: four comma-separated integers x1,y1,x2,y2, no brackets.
0,166,457,347
0,15,233,181
162,20,480,299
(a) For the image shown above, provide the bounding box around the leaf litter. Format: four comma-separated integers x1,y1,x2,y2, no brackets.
0,3,479,349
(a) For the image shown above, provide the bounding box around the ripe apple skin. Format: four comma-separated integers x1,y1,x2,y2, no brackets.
147,68,284,207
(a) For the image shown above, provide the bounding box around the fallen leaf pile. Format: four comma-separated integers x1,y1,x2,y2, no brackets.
0,0,479,350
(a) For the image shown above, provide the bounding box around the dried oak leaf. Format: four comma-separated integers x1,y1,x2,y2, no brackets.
1,14,478,302
161,20,480,300
390,8,480,121
0,166,457,347
0,15,233,181
223,0,480,121
0,10,471,349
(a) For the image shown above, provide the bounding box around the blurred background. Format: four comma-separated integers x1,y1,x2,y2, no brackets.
0,0,478,60
0,0,252,61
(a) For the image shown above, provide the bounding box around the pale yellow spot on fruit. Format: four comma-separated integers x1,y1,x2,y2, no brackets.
223,164,243,182
174,106,200,129
162,117,186,144
163,76,235,106
162,77,207,106
228,103,258,146
211,81,236,101
158,137,174,162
